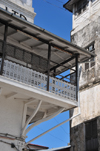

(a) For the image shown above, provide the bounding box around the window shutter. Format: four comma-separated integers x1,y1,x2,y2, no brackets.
85,63,89,70
85,119,98,151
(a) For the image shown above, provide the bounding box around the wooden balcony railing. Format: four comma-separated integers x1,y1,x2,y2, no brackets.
1,60,76,101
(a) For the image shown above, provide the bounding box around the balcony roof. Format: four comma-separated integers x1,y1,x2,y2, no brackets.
0,7,96,75
63,0,80,12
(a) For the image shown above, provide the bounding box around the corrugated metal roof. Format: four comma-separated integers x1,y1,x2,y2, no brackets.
0,7,96,75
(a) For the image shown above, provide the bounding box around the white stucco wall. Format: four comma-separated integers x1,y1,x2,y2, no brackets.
0,0,36,23
20,0,32,7
0,96,24,136
0,96,25,150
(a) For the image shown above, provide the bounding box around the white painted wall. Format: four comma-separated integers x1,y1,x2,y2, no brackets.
20,0,32,7
0,96,23,136
0,96,25,150
0,0,36,23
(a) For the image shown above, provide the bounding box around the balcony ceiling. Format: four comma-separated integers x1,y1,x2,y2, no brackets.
0,8,96,75
0,76,78,123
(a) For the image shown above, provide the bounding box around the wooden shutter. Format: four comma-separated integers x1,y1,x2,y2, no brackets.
85,119,98,151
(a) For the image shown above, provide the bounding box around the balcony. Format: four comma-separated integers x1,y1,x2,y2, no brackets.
2,59,76,101
0,8,95,127
0,8,96,144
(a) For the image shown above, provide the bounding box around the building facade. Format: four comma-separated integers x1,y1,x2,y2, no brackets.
64,0,100,151
0,0,94,151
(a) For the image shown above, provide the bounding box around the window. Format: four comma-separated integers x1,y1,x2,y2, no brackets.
75,0,89,16
85,43,95,70
85,119,98,151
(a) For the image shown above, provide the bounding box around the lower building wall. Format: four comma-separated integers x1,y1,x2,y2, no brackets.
71,84,100,128
70,116,100,151
70,122,85,151
98,117,100,151
70,84,100,151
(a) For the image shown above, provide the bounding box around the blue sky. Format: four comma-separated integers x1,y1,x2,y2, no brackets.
26,0,72,149
33,0,72,41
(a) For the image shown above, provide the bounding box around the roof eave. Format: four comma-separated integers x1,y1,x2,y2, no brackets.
63,2,73,12
63,0,80,12
0,7,96,65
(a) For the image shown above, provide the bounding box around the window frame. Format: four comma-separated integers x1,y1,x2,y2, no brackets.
84,42,95,71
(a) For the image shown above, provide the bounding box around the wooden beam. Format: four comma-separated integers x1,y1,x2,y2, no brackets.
0,23,4,27
22,100,42,137
45,55,75,73
19,37,31,43
61,71,76,80
31,42,44,48
0,88,2,95
5,92,17,99
53,68,56,77
47,44,51,91
7,30,17,36
76,54,79,101
0,24,8,75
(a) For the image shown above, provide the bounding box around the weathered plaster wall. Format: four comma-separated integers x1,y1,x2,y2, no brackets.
70,123,85,151
71,13,100,89
73,0,100,29
70,117,100,151
71,84,100,127
70,2,100,151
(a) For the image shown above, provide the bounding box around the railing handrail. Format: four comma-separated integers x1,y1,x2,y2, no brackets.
1,59,76,101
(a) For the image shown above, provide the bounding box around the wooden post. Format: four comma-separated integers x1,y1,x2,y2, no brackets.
47,44,51,91
53,69,56,77
0,24,8,75
76,54,79,101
